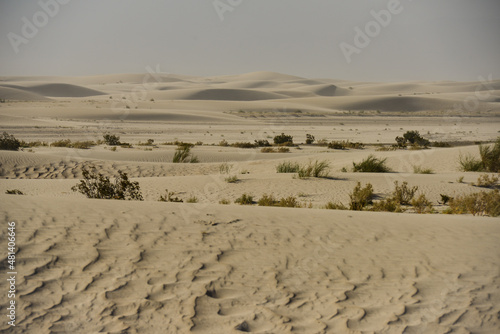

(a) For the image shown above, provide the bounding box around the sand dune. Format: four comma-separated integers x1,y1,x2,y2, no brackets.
1,71,499,333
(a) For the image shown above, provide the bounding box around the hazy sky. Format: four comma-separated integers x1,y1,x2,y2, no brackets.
1,0,499,81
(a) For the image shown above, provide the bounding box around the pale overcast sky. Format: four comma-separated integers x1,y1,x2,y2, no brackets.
0,0,499,81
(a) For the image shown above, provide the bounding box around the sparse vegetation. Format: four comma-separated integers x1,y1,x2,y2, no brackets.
219,199,230,205
413,165,434,174
186,196,198,203
306,134,315,145
458,138,500,172
352,155,391,173
159,189,183,202
225,175,239,183
349,182,374,210
392,181,418,205
411,194,434,214
51,139,96,149
72,167,143,200
447,190,500,217
173,146,199,163
371,198,403,213
475,174,499,188
235,193,254,205
5,189,24,195
103,134,121,146
297,160,330,178
254,139,271,147
219,162,232,174
458,153,483,172
328,140,364,150
394,130,430,148
276,161,300,173
439,194,452,205
261,147,275,153
273,133,293,146
257,194,301,208
0,132,21,151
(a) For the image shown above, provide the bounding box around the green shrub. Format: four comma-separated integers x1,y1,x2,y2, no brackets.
278,196,300,208
51,139,72,147
186,196,198,203
0,132,20,151
411,194,433,214
273,133,293,145
173,146,198,163
258,194,278,206
448,190,500,217
413,165,434,174
235,194,254,205
261,147,275,153
72,167,143,200
103,134,121,146
458,153,483,172
254,139,271,147
277,147,289,153
328,140,364,150
352,155,391,173
306,134,315,145
276,161,300,173
298,160,330,178
371,198,403,213
403,130,430,147
5,189,24,195
392,181,418,205
218,139,229,147
478,138,500,172
19,140,48,148
225,175,239,183
475,174,499,188
349,182,374,210
324,202,348,210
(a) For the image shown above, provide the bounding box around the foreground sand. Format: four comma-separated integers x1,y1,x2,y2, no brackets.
1,72,500,333
1,195,499,333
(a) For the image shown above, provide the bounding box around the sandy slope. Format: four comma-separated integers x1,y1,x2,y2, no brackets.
0,196,499,333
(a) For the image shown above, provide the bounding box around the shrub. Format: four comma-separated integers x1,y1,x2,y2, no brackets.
277,147,289,153
392,181,418,205
475,174,499,188
306,134,315,145
261,147,275,153
273,133,293,145
235,194,254,205
254,139,271,147
411,194,433,214
432,141,451,148
219,139,229,147
231,142,256,149
173,146,198,163
278,196,300,208
5,189,24,195
0,132,20,151
225,175,239,183
72,167,143,200
258,194,278,206
439,194,452,205
413,165,434,174
458,153,483,172
138,139,155,146
328,140,364,150
219,162,232,174
352,155,391,173
19,140,48,148
324,202,348,210
478,138,500,172
276,161,300,173
186,196,198,203
159,189,183,202
448,190,500,217
371,198,403,213
103,134,121,146
51,139,72,147
349,182,374,210
298,160,330,178
403,130,430,147
219,199,230,205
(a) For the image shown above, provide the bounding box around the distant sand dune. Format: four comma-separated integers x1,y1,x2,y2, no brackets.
0,83,105,98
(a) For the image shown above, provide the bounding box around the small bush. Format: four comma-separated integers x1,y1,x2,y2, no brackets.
413,165,434,174
254,139,271,147
448,190,500,217
273,133,293,145
138,139,155,146
0,132,20,151
71,141,96,149
475,174,499,188
51,139,72,147
173,146,198,163
298,160,330,178
276,161,300,173
371,198,403,213
328,140,364,150
225,175,239,183
261,147,275,153
219,199,230,205
349,182,374,210
159,189,183,202
186,196,198,203
352,155,391,173
479,138,500,172
324,202,348,210
439,194,452,205
277,147,289,153
19,140,48,148
235,193,254,205
258,194,278,206
392,181,418,205
103,134,121,146
278,196,300,208
219,162,232,174
432,141,451,148
411,194,433,214
458,153,483,172
305,134,315,145
5,189,24,195
231,142,256,149
403,130,430,147
72,167,143,200
219,139,229,147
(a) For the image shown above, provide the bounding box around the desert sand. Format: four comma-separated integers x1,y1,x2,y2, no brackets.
1,72,499,333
